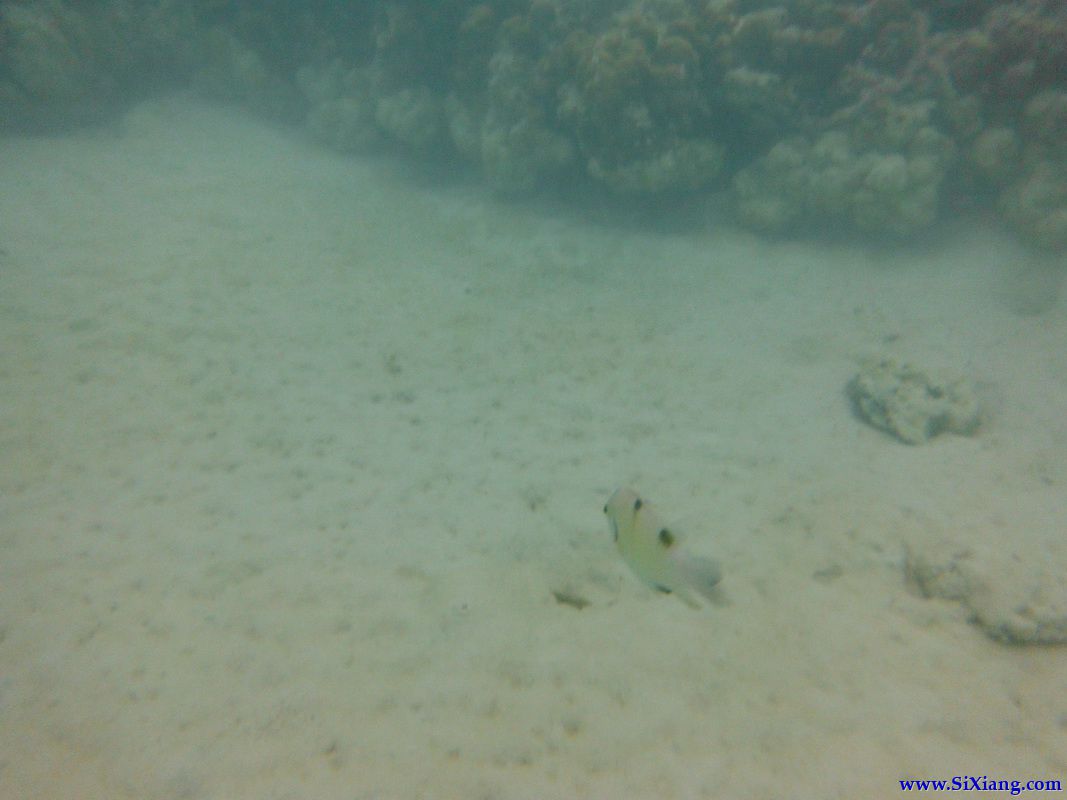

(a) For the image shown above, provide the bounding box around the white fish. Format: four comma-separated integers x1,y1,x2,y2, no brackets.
603,487,722,607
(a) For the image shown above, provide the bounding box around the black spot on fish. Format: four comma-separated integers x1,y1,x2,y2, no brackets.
603,504,608,514
633,498,643,511
658,528,674,547
552,589,591,610
654,584,672,594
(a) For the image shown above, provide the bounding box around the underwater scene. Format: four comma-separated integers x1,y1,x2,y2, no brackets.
1,0,1065,797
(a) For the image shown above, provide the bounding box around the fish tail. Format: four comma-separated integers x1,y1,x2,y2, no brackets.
674,552,723,603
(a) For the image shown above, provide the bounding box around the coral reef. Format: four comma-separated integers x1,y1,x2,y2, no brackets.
934,0,1067,247
994,89,1067,250
442,1,580,191
194,25,301,120
374,86,446,151
0,0,196,130
3,0,1067,250
553,3,724,194
734,99,956,235
1000,159,1067,252
293,58,382,152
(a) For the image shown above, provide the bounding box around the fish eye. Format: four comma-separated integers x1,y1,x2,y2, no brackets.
658,528,674,547
633,498,642,511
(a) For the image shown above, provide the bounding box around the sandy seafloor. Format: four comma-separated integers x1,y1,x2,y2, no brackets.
1,93,1066,799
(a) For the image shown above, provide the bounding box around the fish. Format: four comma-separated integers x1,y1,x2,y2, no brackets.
603,487,722,608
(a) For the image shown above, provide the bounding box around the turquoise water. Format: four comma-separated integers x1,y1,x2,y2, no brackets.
2,0,1066,795
1,93,1063,799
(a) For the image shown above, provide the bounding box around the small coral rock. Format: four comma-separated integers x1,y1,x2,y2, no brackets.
848,357,980,444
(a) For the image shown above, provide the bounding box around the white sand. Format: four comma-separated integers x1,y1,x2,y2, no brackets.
1,93,1065,799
